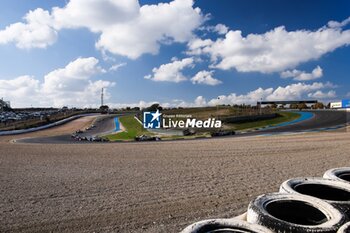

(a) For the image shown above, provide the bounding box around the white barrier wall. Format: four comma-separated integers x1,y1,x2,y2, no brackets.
0,113,98,136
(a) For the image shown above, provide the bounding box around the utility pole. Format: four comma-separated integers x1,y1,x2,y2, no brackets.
101,88,104,107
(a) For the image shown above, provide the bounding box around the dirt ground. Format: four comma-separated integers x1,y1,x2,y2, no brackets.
1,119,350,232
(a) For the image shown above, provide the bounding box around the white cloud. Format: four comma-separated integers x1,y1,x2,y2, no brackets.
266,82,335,101
214,24,229,35
191,70,222,85
0,0,204,58
95,0,204,59
327,16,350,28
189,20,350,73
201,23,229,35
109,63,127,72
207,82,335,106
187,38,213,56
0,8,57,49
307,90,336,99
194,96,207,106
0,57,115,108
105,81,337,109
42,57,106,93
0,76,41,107
52,0,140,32
280,66,323,81
145,57,194,82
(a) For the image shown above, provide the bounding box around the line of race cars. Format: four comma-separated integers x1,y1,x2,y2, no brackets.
71,125,236,142
71,126,110,142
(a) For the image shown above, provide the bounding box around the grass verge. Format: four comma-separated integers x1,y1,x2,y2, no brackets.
106,115,151,141
106,111,301,141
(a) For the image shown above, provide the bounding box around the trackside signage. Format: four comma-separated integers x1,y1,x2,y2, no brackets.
143,110,222,129
342,99,350,108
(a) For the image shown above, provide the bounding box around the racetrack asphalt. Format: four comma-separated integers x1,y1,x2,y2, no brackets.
16,110,350,144
252,110,349,134
16,114,122,144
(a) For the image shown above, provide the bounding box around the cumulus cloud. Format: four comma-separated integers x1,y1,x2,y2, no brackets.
307,90,336,99
213,24,229,35
41,57,114,106
104,81,337,109
194,96,207,106
0,76,41,107
327,16,350,28
0,0,204,59
191,70,222,85
187,38,213,56
201,23,229,35
52,0,140,31
188,19,350,73
0,8,57,49
207,82,336,106
0,57,115,107
96,0,204,59
144,57,194,82
280,66,323,81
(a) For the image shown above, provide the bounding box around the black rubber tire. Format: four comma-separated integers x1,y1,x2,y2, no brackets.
247,192,345,233
324,168,350,183
180,218,274,233
337,221,350,233
280,177,350,218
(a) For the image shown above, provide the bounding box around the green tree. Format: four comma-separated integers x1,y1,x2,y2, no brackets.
314,102,324,109
100,105,109,114
290,104,298,109
298,103,307,110
146,103,163,112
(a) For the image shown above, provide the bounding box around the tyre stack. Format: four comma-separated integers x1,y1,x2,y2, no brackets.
180,167,350,233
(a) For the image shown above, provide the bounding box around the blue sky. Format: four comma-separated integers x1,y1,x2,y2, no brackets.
0,0,349,108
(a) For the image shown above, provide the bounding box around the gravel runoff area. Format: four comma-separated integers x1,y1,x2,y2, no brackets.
1,116,350,232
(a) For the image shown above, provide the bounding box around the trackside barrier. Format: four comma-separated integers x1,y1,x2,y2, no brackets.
180,167,350,233
0,114,98,136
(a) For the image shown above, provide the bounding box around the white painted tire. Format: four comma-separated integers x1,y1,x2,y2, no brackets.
324,168,350,183
280,177,350,218
247,193,345,233
180,218,274,233
337,221,350,232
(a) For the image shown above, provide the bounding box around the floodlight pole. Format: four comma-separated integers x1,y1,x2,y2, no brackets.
101,88,104,107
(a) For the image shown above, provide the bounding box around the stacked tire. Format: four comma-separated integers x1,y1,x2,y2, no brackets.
181,167,350,233
180,219,273,233
280,177,350,218
247,193,345,233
